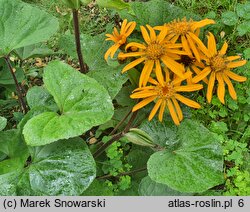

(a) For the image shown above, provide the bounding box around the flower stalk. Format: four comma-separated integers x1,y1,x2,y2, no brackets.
72,9,88,73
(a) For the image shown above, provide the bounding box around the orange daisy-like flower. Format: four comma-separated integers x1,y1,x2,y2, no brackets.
130,69,203,125
192,32,247,104
104,19,136,60
156,17,215,62
119,25,187,87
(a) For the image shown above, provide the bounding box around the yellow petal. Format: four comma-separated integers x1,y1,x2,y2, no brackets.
172,77,184,86
130,91,157,98
175,84,203,92
207,32,217,56
161,56,185,78
133,86,156,92
222,74,237,100
113,27,120,37
105,34,116,41
172,69,191,85
146,24,157,42
171,35,180,43
122,57,145,73
148,77,159,85
167,53,181,60
104,46,113,60
186,34,201,62
158,100,166,122
139,60,154,87
192,19,215,30
192,65,209,84
133,86,155,92
120,19,128,34
105,33,113,38
149,99,163,121
132,96,156,111
119,51,146,58
125,42,146,50
227,60,247,68
155,60,165,86
185,69,193,85
164,67,170,82
172,98,183,121
195,28,200,37
181,36,192,55
219,42,228,55
191,65,202,75
188,32,211,57
167,99,180,125
225,70,247,82
206,71,216,103
167,43,183,49
226,56,241,61
154,25,164,31
216,72,225,104
105,37,116,42
175,94,201,108
104,44,119,60
194,59,205,68
192,67,211,83
167,49,188,55
110,44,121,58
140,26,151,44
125,22,136,36
157,27,168,43
124,21,133,32
166,33,176,41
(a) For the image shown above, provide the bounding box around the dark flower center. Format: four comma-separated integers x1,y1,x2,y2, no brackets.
179,55,196,67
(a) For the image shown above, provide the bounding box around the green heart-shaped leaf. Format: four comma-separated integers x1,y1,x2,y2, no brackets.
0,130,29,160
96,0,131,10
0,0,59,57
59,32,110,71
147,119,224,193
87,66,128,99
82,180,114,196
0,158,24,195
139,176,190,196
0,132,96,195
23,61,114,146
17,137,96,195
140,118,178,148
26,86,57,111
118,0,200,27
0,129,29,195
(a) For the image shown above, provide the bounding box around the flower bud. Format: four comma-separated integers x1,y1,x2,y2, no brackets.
124,128,155,147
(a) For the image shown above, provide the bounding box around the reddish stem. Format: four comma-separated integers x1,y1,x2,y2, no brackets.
72,9,88,73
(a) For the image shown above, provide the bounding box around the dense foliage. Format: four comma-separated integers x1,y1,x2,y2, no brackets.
0,0,249,196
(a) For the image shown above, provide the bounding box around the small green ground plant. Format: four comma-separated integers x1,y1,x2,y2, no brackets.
0,0,249,196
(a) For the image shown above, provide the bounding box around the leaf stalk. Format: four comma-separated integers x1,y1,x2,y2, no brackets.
93,111,138,158
4,56,28,114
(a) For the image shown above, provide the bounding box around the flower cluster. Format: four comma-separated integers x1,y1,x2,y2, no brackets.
104,18,247,125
